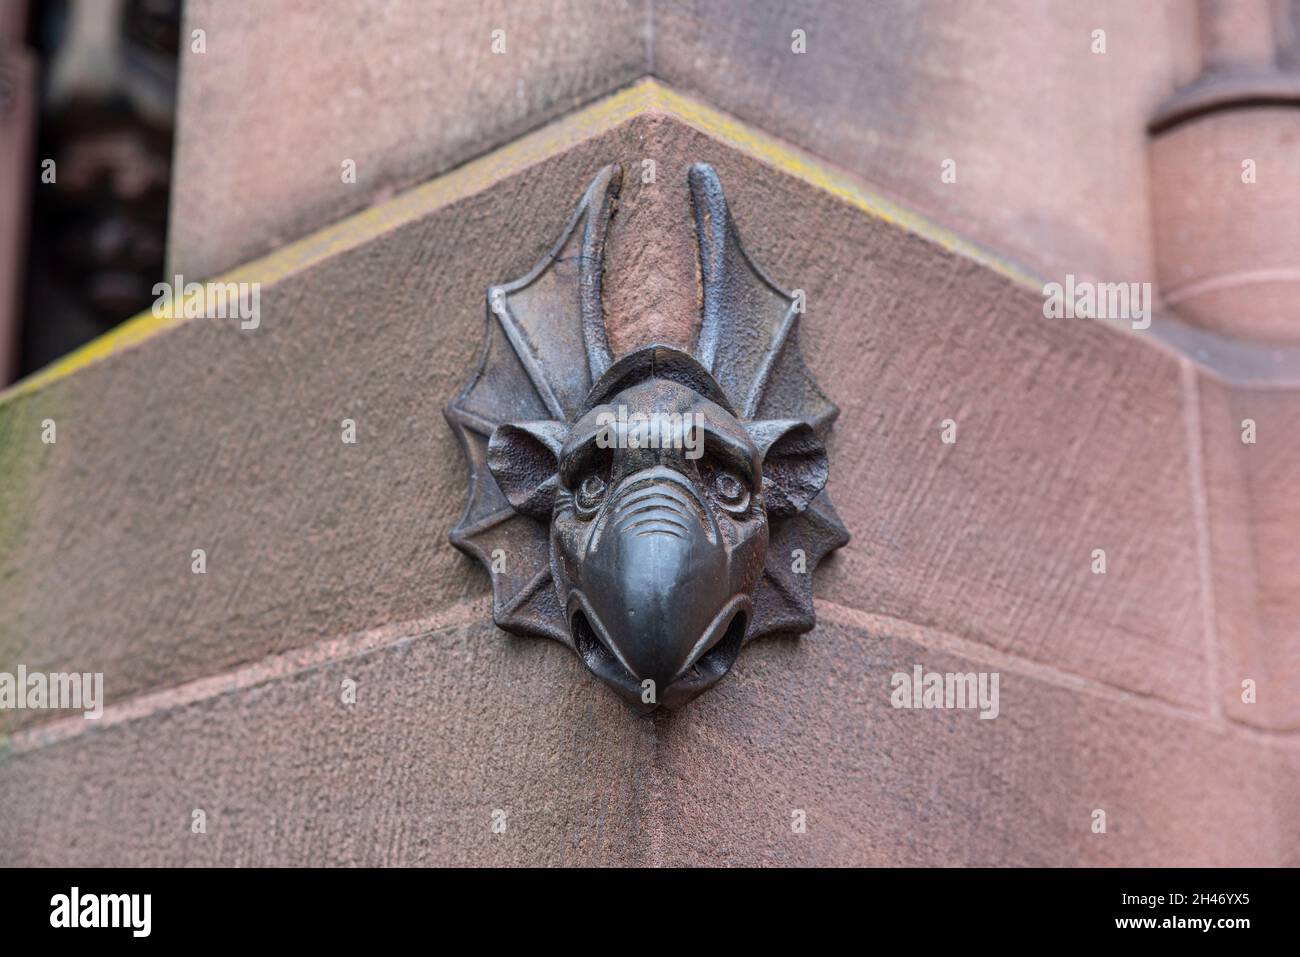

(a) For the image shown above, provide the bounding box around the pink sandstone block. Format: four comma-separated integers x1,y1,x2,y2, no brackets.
1,107,1209,735
170,0,648,277
0,612,1290,866
1198,373,1300,730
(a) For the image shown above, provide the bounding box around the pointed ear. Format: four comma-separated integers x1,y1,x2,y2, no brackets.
487,421,568,518
746,421,829,517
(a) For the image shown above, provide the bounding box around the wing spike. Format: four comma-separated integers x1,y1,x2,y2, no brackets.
579,165,620,381
688,163,802,416
488,164,622,420
743,309,797,418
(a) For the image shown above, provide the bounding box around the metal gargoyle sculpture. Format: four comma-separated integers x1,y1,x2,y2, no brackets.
446,163,848,710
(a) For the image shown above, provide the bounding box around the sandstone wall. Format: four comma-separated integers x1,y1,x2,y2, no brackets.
2,3,1297,866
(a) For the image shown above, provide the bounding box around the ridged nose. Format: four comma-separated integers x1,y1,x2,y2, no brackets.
580,470,728,692
611,483,703,541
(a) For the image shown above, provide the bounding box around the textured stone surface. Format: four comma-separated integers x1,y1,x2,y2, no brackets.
0,94,1210,734
171,0,1198,289
0,615,652,866
3,76,1296,867
5,98,1211,731
1198,373,1300,730
170,0,648,278
1,610,1292,866
2,106,666,733
636,137,1208,705
773,199,1204,710
655,0,1198,285
648,610,1297,866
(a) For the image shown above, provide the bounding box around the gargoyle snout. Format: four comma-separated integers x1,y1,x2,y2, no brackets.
573,468,744,705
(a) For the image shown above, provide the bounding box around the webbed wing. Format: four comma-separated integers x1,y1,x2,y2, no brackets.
690,163,850,643
445,165,622,643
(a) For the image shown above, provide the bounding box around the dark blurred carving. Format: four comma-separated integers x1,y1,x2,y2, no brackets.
18,0,179,379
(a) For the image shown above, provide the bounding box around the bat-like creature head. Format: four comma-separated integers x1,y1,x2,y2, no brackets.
448,164,848,711
489,346,829,708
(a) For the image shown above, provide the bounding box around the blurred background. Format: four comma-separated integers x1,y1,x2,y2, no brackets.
0,0,180,386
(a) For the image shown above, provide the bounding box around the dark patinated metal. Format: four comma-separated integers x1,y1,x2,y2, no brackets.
447,163,848,710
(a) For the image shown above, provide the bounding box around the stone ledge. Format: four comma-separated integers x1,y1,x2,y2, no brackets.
1,613,1292,866
170,1,1198,296
0,83,1232,732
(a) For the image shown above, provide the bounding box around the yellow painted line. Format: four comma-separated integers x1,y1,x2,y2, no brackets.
6,308,176,401
1,78,1037,405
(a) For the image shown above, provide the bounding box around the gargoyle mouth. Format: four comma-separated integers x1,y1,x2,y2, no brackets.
569,594,750,711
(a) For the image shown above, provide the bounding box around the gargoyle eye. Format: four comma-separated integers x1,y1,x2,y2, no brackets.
576,474,607,515
711,469,750,514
